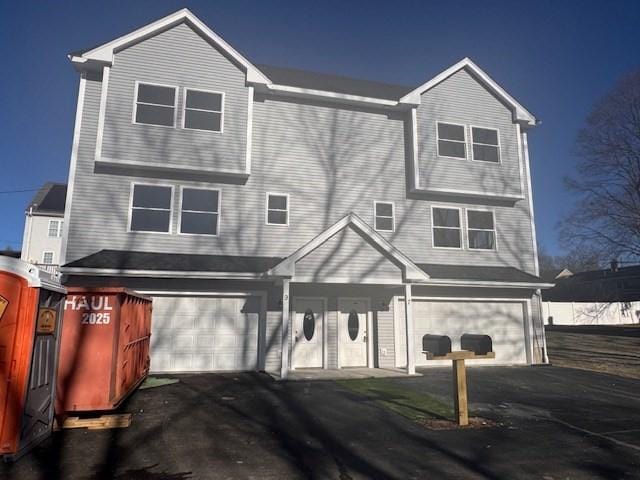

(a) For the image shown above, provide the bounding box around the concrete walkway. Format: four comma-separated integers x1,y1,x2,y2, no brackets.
271,367,422,381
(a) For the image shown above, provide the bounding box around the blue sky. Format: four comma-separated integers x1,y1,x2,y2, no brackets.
1,0,639,254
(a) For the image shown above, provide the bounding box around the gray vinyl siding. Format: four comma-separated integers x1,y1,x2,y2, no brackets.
294,226,403,283
64,29,537,277
376,299,395,368
101,22,248,173
416,68,522,198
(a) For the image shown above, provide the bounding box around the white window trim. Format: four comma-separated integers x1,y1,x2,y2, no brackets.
431,205,463,250
127,182,175,234
373,201,395,232
47,219,62,238
178,186,221,237
42,251,54,264
132,81,178,129
436,121,467,160
466,208,498,251
181,88,225,134
470,124,502,164
265,192,290,227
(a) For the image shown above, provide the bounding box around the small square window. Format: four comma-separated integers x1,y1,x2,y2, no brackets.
374,202,394,232
432,207,462,248
471,127,500,163
183,89,224,132
437,122,467,159
42,251,54,264
266,194,289,226
180,188,220,235
134,83,176,127
130,184,172,233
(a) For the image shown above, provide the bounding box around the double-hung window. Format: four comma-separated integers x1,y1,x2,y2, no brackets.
130,184,173,233
437,122,467,159
432,207,462,248
374,202,395,232
471,126,500,163
42,251,54,265
179,188,220,235
48,219,63,237
183,89,224,132
266,193,289,226
467,210,496,250
134,83,177,127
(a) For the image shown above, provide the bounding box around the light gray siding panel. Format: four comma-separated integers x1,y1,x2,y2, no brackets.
294,226,403,283
101,22,248,172
416,68,522,197
376,299,395,368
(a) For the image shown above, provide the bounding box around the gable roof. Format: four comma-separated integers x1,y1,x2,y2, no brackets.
399,57,536,125
69,8,270,84
267,213,429,282
27,182,67,215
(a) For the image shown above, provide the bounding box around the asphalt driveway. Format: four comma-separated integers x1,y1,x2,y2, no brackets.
2,366,640,480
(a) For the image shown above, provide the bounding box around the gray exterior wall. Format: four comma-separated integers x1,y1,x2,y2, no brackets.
64,22,538,279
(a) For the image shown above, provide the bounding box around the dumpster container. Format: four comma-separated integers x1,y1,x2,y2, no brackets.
0,257,65,458
56,288,152,413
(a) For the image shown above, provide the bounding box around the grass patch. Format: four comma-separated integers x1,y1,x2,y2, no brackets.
336,378,454,422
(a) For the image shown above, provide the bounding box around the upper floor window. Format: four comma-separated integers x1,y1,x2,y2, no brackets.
42,251,54,264
134,83,177,127
266,193,289,226
432,207,462,248
183,89,224,132
467,210,496,250
179,188,220,235
374,202,395,232
437,122,467,159
130,184,173,233
48,219,63,238
471,127,500,163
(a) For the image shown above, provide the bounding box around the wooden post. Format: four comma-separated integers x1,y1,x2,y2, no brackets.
452,359,468,426
404,284,415,375
280,280,291,379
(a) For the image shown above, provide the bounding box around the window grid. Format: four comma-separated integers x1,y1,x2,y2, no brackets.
48,220,62,237
42,251,54,264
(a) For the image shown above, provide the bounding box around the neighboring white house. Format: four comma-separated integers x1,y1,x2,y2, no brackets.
21,183,67,274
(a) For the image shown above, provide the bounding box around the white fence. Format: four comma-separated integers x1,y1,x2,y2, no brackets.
542,301,640,326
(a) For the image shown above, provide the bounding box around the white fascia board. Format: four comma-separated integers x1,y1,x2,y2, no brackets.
410,186,525,203
265,83,400,108
61,267,267,280
419,278,555,289
400,57,537,126
77,8,270,85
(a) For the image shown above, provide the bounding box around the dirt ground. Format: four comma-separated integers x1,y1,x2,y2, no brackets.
545,324,640,379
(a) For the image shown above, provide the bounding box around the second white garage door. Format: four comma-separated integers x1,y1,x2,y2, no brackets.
150,295,262,373
396,300,529,367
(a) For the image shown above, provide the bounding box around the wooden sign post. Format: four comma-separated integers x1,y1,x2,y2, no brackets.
424,350,495,426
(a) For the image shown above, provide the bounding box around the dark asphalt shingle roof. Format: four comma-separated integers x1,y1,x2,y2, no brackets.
417,264,543,284
542,265,640,302
28,183,67,214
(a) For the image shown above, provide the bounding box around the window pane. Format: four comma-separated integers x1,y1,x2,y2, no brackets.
438,140,466,158
131,209,170,232
181,212,218,235
438,123,465,141
268,195,287,210
133,185,172,209
182,189,219,213
268,210,287,225
135,104,175,126
375,203,393,217
186,90,222,111
473,144,500,162
375,216,394,231
433,208,460,227
469,230,495,249
467,211,494,230
43,252,54,264
48,220,60,237
184,110,222,131
137,84,175,106
434,228,461,248
472,127,498,145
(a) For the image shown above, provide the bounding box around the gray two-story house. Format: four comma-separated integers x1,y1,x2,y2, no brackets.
61,8,552,378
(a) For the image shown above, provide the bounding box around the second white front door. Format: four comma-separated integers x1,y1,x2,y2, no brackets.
292,298,325,368
339,298,369,367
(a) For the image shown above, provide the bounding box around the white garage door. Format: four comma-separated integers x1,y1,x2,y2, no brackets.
150,295,262,372
396,300,528,367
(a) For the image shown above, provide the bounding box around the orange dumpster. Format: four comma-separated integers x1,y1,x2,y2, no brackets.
0,258,65,458
56,288,152,413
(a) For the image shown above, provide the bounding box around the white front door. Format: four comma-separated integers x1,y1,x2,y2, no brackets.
292,298,325,368
339,298,369,367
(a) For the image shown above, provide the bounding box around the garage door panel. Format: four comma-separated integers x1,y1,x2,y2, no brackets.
151,296,262,372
